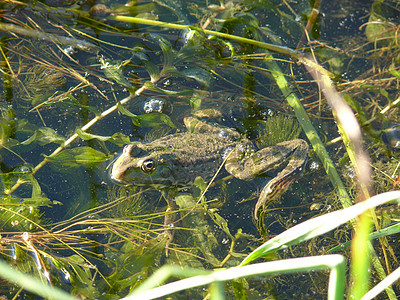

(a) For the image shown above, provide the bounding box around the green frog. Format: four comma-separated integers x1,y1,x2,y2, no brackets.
110,114,308,241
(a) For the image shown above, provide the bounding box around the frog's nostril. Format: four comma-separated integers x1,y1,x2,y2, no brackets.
123,144,135,155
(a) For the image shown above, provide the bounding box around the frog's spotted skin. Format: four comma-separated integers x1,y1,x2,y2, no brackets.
110,115,308,237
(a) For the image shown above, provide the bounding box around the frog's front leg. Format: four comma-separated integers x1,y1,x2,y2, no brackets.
225,139,308,221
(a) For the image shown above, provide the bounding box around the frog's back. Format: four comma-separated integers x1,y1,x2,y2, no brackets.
140,131,239,185
110,116,251,188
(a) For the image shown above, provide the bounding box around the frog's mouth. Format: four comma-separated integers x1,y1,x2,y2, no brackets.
111,175,175,191
107,156,121,181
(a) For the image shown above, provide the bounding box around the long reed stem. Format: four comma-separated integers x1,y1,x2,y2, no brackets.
5,84,148,195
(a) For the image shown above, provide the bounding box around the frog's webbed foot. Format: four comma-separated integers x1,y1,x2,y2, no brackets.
253,139,308,233
162,192,179,256
163,205,177,256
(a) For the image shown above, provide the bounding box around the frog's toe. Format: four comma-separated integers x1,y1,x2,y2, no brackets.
254,176,295,220
163,206,178,256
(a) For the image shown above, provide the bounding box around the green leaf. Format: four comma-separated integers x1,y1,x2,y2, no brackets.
132,113,176,128
131,46,161,81
117,102,138,118
36,127,66,145
0,176,54,230
22,176,53,206
365,2,398,47
389,65,400,80
176,38,209,60
240,191,400,266
148,34,174,67
208,208,233,239
76,129,130,146
144,81,194,96
193,176,207,191
117,103,175,128
160,65,180,78
180,67,211,87
47,147,110,168
100,58,135,93
143,60,161,82
19,127,65,146
20,130,38,145
185,93,202,110
117,102,142,126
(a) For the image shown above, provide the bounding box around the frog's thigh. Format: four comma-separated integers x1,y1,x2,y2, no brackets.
225,139,308,180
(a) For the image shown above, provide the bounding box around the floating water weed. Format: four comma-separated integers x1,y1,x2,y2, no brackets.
257,113,302,148
18,65,66,105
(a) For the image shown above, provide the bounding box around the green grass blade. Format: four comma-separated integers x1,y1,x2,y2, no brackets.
126,255,346,300
0,259,76,299
362,264,400,300
350,212,373,299
328,223,400,253
262,54,352,208
130,265,211,296
240,191,400,266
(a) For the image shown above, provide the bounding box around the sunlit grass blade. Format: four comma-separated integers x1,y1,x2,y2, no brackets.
240,191,400,266
125,255,346,300
328,222,400,253
0,259,76,300
262,54,353,209
362,264,400,300
128,265,211,297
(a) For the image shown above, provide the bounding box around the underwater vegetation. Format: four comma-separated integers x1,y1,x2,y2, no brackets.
0,0,400,299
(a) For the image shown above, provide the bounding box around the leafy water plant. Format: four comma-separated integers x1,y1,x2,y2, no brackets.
256,113,302,147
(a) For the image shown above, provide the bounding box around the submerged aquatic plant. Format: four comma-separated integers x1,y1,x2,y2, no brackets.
257,113,302,147
18,65,66,105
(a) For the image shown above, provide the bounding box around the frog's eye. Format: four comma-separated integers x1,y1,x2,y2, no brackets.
141,159,156,173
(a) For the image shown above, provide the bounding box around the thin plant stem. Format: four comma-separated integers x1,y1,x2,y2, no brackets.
108,15,334,79
305,59,395,299
5,84,149,195
126,255,346,300
0,259,77,300
0,22,98,52
263,54,352,208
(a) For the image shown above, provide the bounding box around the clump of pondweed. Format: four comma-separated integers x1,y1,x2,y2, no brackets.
256,113,302,148
386,107,400,125
17,65,66,106
371,159,400,195
104,186,146,219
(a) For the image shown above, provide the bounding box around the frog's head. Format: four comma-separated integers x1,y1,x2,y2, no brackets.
109,144,175,188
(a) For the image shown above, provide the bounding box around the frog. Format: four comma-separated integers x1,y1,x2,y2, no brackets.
109,113,309,244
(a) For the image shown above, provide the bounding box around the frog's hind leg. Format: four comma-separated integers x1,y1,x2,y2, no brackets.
252,139,308,229
254,158,305,220
254,168,299,235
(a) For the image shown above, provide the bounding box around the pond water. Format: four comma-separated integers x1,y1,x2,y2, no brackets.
0,0,400,298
